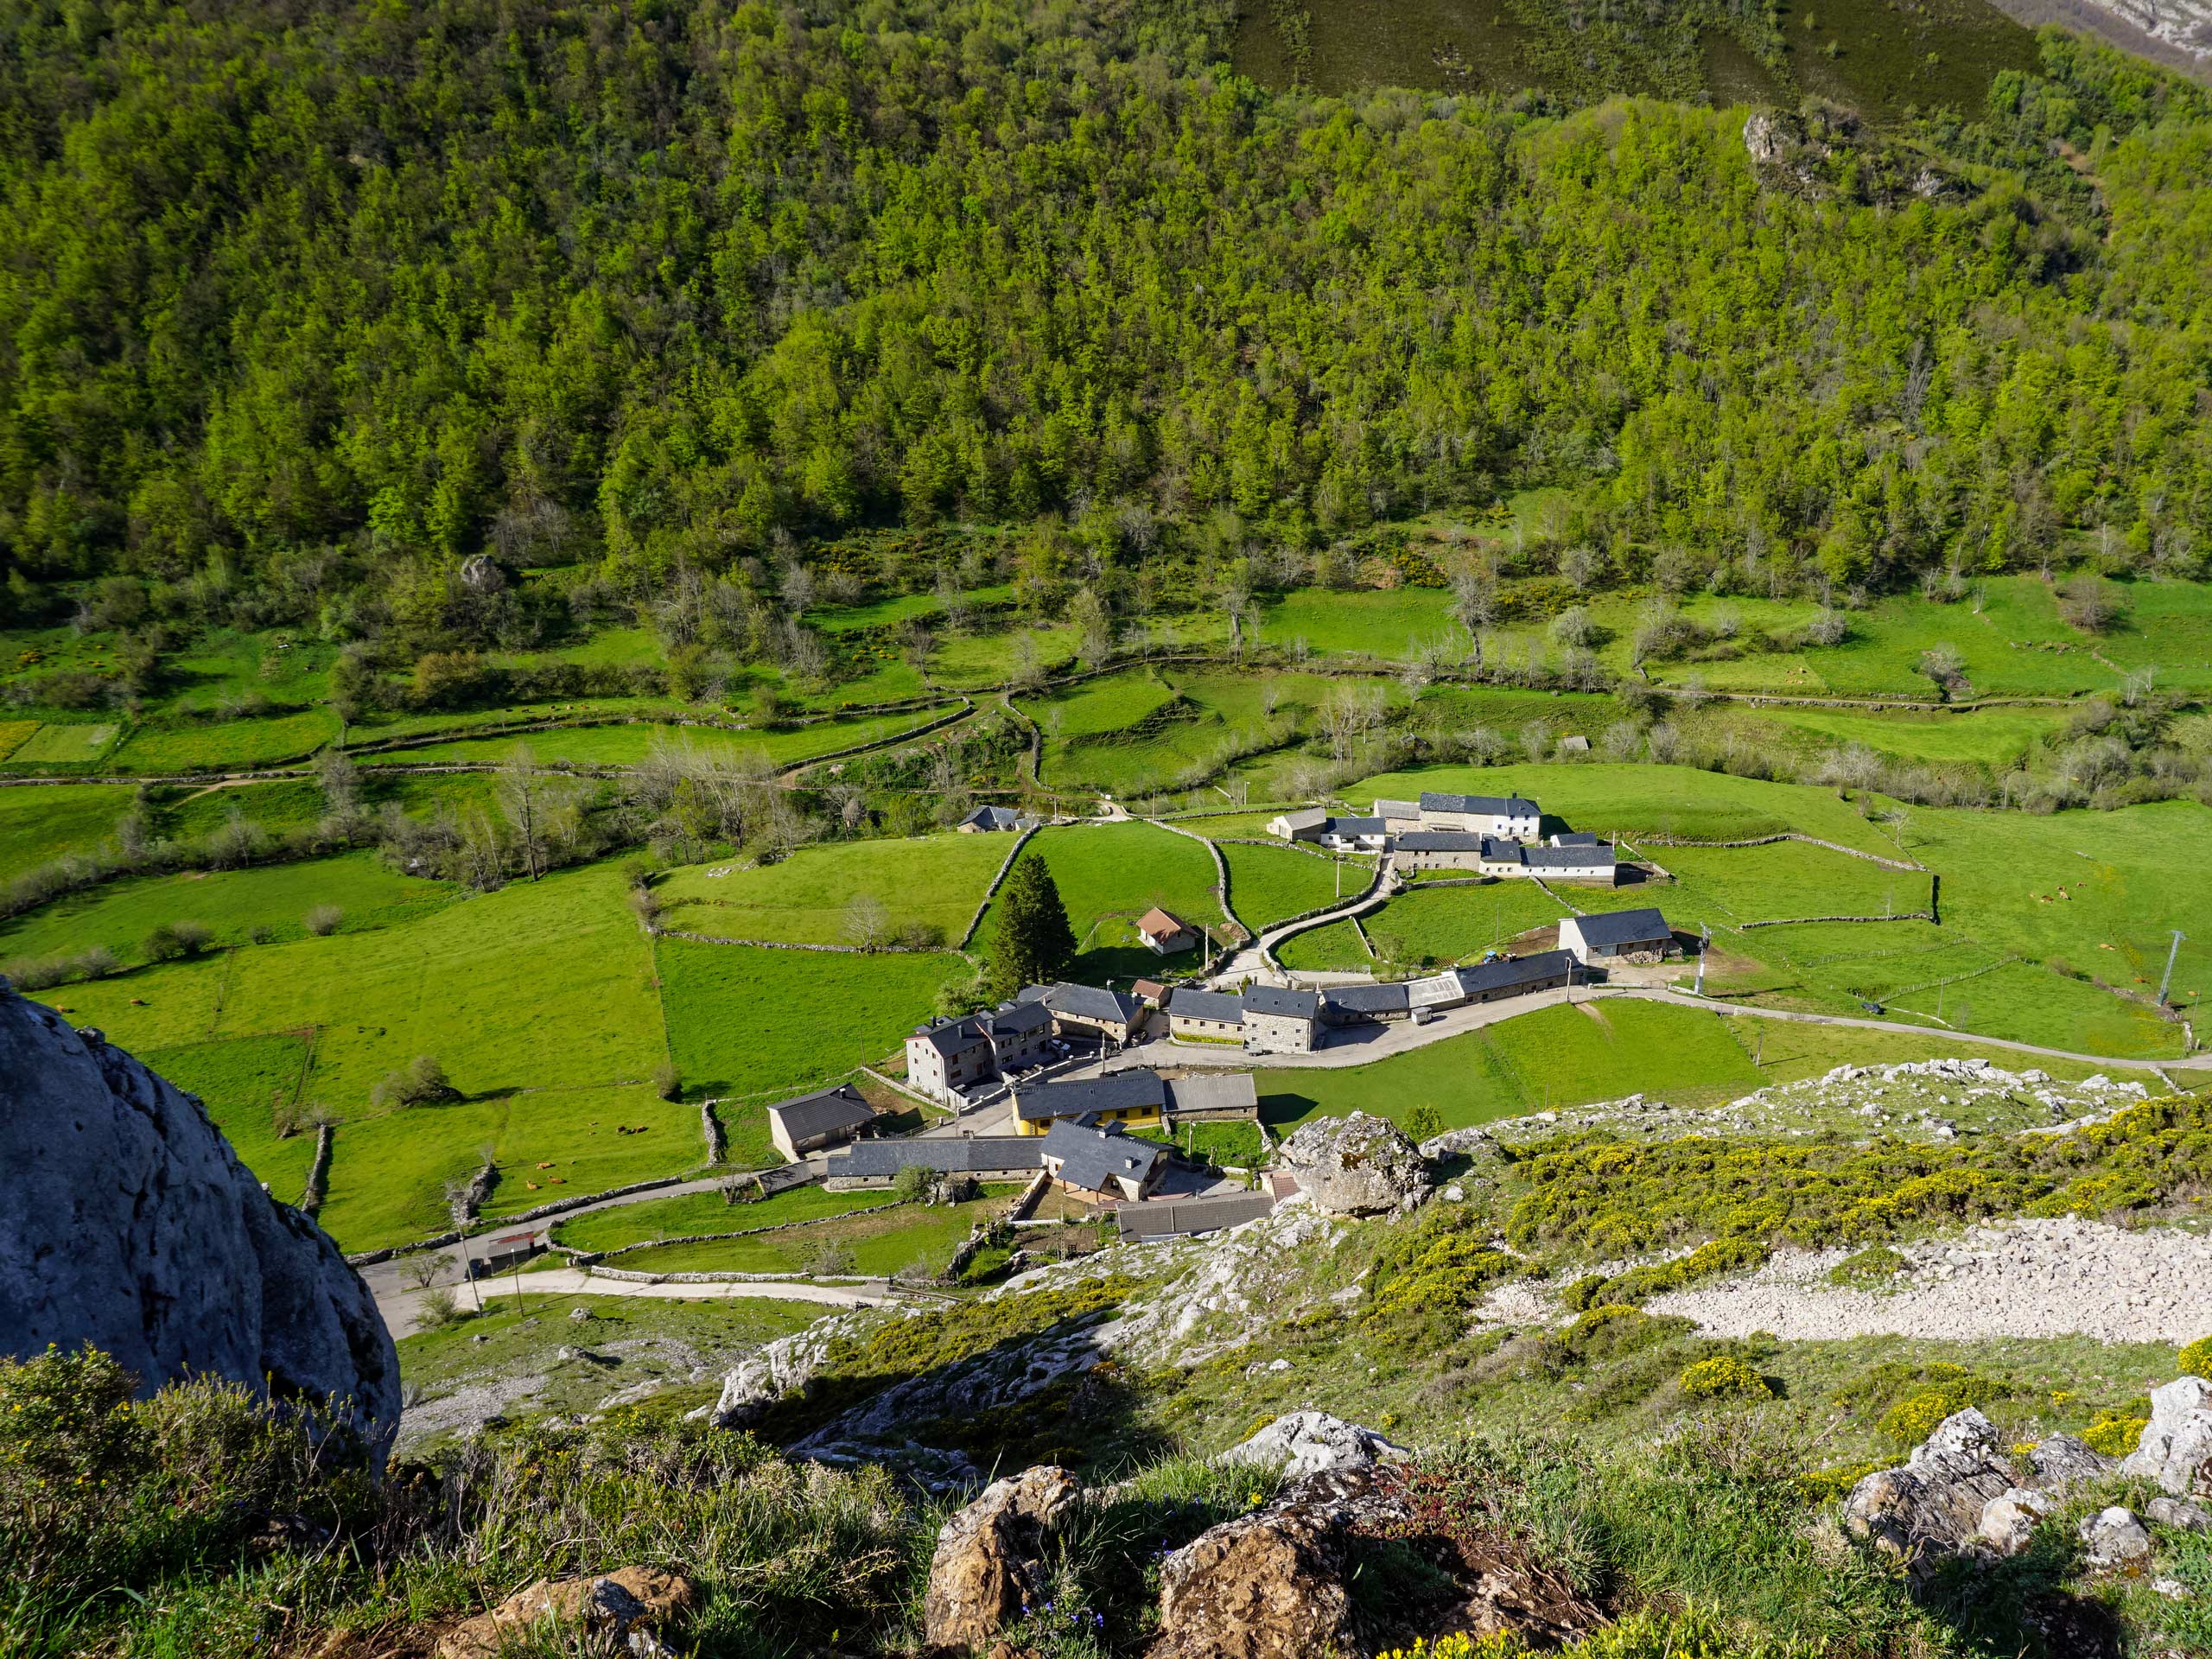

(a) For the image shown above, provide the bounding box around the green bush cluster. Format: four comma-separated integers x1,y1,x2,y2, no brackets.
1365,1209,1523,1332
1567,1236,1770,1309
1500,1098,2210,1266
1678,1356,1775,1402
1826,1245,1907,1288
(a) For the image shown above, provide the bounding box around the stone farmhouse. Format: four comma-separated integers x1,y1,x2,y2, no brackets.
765,1082,878,1160
1559,908,1678,966
823,1135,1042,1188
1164,986,1247,1044
1162,984,1320,1054
1136,906,1201,955
1013,1065,1260,1136
1039,1118,1166,1200
906,982,1155,1103
1269,790,1624,886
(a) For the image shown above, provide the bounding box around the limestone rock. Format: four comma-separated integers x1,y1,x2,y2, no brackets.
702,1310,873,1427
1842,1409,2018,1575
0,993,399,1459
923,1465,1082,1655
2148,1495,2212,1532
457,552,508,594
2121,1376,2212,1497
2027,1433,2115,1494
1275,1112,1430,1216
1976,1487,2054,1557
435,1566,695,1659
2079,1506,2152,1572
1148,1502,1363,1659
1219,1411,1405,1484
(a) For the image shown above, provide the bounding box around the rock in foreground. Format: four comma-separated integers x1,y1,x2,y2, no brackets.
1275,1112,1430,1216
0,990,400,1459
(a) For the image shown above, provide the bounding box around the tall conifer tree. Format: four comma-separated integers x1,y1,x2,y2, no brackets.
987,853,1077,995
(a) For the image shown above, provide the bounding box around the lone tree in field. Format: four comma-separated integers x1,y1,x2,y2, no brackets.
987,853,1077,995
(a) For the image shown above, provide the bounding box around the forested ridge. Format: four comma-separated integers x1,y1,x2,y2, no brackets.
2,0,2210,640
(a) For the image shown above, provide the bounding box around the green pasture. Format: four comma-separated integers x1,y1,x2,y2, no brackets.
0,851,458,967
493,626,666,672
808,593,944,634
1725,704,2067,766
550,1183,897,1253
0,720,35,761
380,708,947,770
344,696,695,747
1358,881,1571,968
143,1033,320,1207
805,657,933,708
1262,999,1764,1132
655,833,1007,946
164,629,333,711
928,624,1080,690
8,721,121,764
316,1083,699,1252
1018,670,1179,741
0,783,130,878
1409,683,1626,741
1274,918,1370,973
1028,668,1348,798
1260,589,1456,659
112,709,340,772
655,938,967,1115
1351,761,1904,855
987,822,1227,980
1219,841,1357,932
1655,842,1929,926
611,1189,1012,1278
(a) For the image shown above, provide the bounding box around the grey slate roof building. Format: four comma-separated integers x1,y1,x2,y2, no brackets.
1014,1069,1166,1125
1167,988,1245,1025
1039,1119,1166,1198
1116,1193,1275,1239
1161,1071,1260,1118
1453,949,1576,1000
958,804,1023,831
1243,984,1320,1020
1025,981,1147,1027
1567,908,1672,950
1395,830,1491,852
1523,842,1618,872
765,1082,877,1159
1419,791,1540,818
823,1136,1043,1182
1321,982,1411,1023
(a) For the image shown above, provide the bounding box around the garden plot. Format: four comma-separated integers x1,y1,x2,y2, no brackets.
655,833,1007,946
0,720,37,760
654,939,968,1128
0,851,458,966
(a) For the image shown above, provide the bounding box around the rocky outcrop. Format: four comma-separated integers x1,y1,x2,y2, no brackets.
2120,1376,2212,1497
2080,1507,2152,1573
2148,1495,2211,1531
923,1465,1082,1655
702,1308,877,1428
2027,1433,2116,1494
1219,1410,1405,1484
0,991,400,1459
1842,1409,2024,1573
1148,1499,1367,1659
1275,1112,1429,1216
435,1567,695,1658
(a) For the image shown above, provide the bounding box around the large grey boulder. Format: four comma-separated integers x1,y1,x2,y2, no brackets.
1219,1411,1404,1483
922,1465,1081,1655
0,991,400,1459
1842,1409,2019,1575
1275,1112,1430,1216
2121,1376,2212,1497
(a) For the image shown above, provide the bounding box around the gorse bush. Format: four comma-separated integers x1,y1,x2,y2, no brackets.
1678,1357,1774,1402
2181,1335,2212,1380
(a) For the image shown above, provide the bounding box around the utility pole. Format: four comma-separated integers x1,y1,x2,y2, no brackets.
2158,930,2187,1006
1695,925,1709,995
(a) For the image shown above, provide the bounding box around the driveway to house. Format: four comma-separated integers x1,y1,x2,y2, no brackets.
1073,983,2212,1078
1215,852,1399,984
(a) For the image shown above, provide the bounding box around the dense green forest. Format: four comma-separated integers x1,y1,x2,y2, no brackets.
2,0,2209,656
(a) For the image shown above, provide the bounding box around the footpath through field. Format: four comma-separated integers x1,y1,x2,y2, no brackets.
372,1267,898,1340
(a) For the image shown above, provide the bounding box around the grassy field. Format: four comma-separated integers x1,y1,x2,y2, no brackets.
1654,842,1930,926
654,938,968,1122
1219,841,1357,931
1260,589,1455,659
1274,918,1371,973
0,783,131,877
1025,668,1344,797
983,822,1228,981
1357,881,1572,968
654,833,1007,946
8,721,121,764
1731,704,2069,766
143,1033,320,1206
111,709,340,772
612,1189,1013,1277
377,708,945,770
549,1183,893,1253
0,851,459,966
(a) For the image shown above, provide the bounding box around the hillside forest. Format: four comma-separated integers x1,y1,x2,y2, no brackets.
1,0,2210,682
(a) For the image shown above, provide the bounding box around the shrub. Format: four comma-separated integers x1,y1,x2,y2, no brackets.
2181,1335,2212,1379
303,904,344,936
1678,1356,1773,1401
2083,1414,2148,1457
372,1054,458,1109
892,1163,932,1203
416,1286,463,1330
1872,1367,2014,1447
143,919,213,961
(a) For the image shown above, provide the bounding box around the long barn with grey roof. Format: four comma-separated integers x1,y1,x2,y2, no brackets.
822,1136,1043,1187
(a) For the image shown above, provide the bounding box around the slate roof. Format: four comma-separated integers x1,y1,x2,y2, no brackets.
1020,982,1146,1024
825,1137,1043,1178
1570,907,1672,949
1524,842,1617,870
992,999,1054,1036
1420,791,1540,817
1162,1071,1259,1116
1395,831,1494,853
1243,984,1320,1020
1322,982,1411,1018
1116,1193,1275,1239
914,998,1052,1054
1321,817,1387,836
961,804,1021,830
913,1014,988,1056
1015,1069,1167,1123
1168,988,1244,1025
1372,798,1421,820
1454,949,1575,998
1040,1119,1166,1193
1551,831,1601,846
765,1082,876,1142
1273,808,1331,833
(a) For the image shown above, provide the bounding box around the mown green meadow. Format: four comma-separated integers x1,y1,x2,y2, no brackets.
982,821,1227,978
654,833,1007,945
612,1188,1014,1278
143,1033,320,1207
1219,840,1356,931
111,709,340,772
549,1182,893,1254
0,784,130,878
